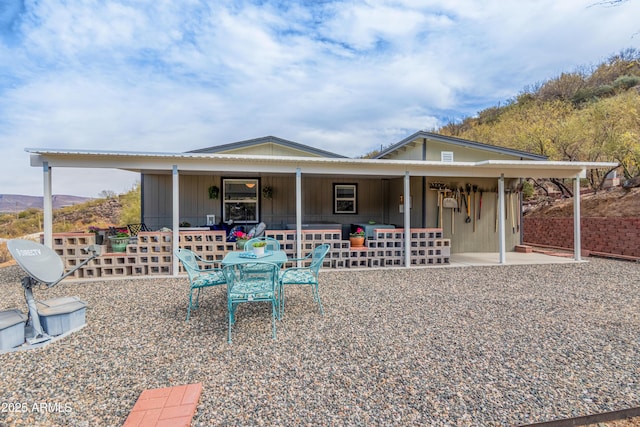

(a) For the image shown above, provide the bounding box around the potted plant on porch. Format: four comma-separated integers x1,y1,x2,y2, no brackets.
234,230,249,249
349,227,365,247
108,230,130,253
252,241,267,256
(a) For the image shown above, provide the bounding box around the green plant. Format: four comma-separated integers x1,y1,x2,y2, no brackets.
350,227,365,237
119,182,141,225
262,186,273,199
252,241,268,248
208,185,219,199
522,181,535,200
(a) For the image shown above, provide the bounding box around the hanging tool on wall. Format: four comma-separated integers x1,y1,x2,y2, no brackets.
510,191,516,233
478,189,483,221
442,191,458,235
515,185,522,233
472,185,478,232
438,190,443,229
464,184,471,223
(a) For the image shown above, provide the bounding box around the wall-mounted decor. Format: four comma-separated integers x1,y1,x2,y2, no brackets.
208,185,219,199
262,185,273,199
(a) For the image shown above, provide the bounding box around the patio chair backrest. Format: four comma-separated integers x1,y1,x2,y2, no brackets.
309,244,330,274
175,248,202,280
244,237,281,252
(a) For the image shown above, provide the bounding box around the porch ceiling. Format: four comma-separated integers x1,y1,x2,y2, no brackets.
27,148,617,179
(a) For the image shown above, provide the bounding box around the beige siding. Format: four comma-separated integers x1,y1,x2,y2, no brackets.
144,172,521,253
385,139,525,162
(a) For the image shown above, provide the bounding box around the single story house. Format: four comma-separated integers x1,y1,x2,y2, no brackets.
26,131,616,275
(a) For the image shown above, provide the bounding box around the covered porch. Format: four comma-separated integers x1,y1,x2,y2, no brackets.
27,147,616,275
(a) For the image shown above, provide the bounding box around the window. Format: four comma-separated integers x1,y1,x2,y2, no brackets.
334,183,357,214
223,178,259,224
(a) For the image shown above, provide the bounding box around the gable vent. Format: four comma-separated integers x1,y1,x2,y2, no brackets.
441,151,454,162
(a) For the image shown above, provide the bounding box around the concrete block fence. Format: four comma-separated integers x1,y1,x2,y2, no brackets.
523,217,640,259
49,228,451,279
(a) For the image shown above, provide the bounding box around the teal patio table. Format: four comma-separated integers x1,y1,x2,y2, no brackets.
221,250,288,267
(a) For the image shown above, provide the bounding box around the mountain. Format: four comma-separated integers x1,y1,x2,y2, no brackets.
0,194,93,213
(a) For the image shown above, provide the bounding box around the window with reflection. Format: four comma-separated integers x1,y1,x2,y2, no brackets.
334,183,357,214
223,178,259,224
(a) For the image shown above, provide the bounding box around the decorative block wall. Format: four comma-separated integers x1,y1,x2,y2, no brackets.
50,227,451,279
523,217,640,258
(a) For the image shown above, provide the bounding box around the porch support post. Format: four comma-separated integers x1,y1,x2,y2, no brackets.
404,171,411,268
498,174,506,264
43,161,53,248
296,168,302,265
573,173,582,261
172,165,180,276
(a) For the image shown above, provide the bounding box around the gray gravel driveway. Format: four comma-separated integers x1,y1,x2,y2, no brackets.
0,258,638,426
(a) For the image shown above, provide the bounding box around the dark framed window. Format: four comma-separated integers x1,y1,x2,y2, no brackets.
334,183,357,214
222,178,259,224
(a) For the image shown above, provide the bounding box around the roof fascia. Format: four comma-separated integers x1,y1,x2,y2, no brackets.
27,149,616,180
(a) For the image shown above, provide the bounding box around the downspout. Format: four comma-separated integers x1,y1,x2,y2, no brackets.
404,171,411,267
43,162,53,248
421,138,427,228
172,165,180,276
574,173,582,261
296,168,302,266
498,174,506,264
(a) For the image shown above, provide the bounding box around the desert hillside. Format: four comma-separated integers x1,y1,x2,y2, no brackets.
524,187,640,217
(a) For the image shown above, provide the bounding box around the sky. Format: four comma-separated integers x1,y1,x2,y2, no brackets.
0,0,639,197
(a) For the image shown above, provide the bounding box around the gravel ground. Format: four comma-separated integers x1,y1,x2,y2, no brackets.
0,258,638,426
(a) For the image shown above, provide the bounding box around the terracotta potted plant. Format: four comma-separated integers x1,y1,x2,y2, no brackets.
349,227,365,247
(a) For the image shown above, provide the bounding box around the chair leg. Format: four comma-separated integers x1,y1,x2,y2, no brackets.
271,301,277,340
313,284,324,315
228,301,234,343
186,289,194,321
194,287,201,309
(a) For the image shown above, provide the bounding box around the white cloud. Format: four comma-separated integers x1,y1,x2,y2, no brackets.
0,0,639,196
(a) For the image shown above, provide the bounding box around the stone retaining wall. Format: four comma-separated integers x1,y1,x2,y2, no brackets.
523,217,640,258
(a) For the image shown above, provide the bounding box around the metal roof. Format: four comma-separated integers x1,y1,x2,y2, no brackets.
25,147,617,179
375,131,549,161
187,135,347,158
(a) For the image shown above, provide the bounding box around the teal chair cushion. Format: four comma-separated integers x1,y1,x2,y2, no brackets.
229,277,275,300
192,271,225,288
280,269,316,285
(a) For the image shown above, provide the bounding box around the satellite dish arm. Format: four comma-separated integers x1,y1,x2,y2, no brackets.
46,245,101,288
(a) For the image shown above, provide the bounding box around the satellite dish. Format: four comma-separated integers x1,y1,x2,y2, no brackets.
7,240,64,285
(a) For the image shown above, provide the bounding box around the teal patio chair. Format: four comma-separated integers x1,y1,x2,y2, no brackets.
175,248,226,321
223,262,280,343
279,243,330,316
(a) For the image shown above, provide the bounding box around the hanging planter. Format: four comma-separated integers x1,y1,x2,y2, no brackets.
262,185,273,199
208,185,219,200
